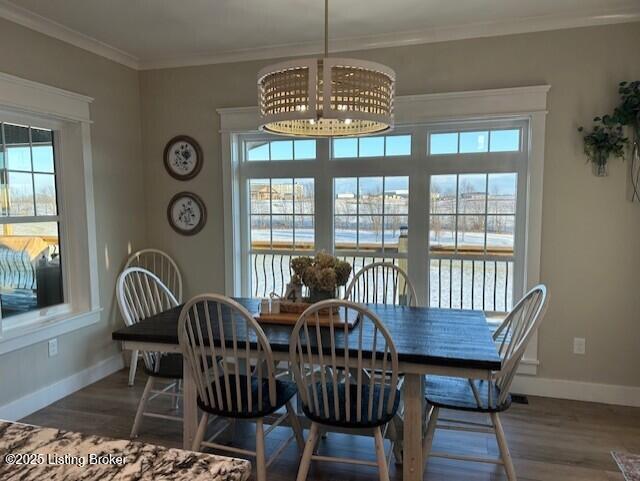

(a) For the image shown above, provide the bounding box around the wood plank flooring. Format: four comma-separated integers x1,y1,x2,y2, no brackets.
21,369,638,481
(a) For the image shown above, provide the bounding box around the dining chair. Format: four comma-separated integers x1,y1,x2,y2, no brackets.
290,299,400,481
116,267,182,438
178,294,304,481
422,284,548,481
344,261,417,307
124,248,183,386
344,261,416,462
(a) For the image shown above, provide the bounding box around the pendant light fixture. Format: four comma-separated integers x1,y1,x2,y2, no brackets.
257,0,395,137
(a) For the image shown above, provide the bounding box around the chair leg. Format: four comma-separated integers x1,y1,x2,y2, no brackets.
192,412,208,451
422,406,439,461
128,350,139,386
313,426,327,454
492,413,517,481
173,380,180,410
387,414,403,464
296,422,319,481
130,376,154,438
374,426,390,481
255,418,267,481
286,400,304,451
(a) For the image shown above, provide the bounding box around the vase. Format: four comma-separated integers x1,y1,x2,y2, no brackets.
592,151,608,177
308,288,335,303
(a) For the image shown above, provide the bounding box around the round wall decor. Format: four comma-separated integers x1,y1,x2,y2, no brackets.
167,192,207,235
163,135,203,180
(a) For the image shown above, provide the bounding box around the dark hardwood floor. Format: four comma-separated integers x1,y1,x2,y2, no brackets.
21,369,637,481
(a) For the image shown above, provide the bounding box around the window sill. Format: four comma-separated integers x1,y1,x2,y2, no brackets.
0,308,102,356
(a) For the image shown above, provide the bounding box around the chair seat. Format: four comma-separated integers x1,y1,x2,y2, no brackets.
302,383,400,428
425,376,511,413
197,376,297,419
143,353,184,379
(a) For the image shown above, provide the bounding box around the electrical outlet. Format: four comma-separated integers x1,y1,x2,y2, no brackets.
48,338,58,357
573,337,586,355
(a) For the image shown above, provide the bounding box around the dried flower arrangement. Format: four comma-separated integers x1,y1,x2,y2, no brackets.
290,252,352,302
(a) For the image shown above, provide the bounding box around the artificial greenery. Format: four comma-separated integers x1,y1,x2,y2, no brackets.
613,81,640,131
578,80,640,175
578,118,628,166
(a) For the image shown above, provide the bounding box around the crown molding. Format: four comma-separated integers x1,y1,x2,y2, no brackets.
0,1,638,72
0,0,140,70
140,6,640,70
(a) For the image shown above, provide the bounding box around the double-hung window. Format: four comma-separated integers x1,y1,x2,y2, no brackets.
0,72,100,353
0,122,64,322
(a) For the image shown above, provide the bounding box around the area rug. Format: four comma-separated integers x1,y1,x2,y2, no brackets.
612,451,640,481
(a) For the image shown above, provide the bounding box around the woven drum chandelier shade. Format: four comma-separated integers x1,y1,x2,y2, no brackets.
257,1,395,137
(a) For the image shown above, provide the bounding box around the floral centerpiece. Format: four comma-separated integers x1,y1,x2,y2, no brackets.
290,252,352,303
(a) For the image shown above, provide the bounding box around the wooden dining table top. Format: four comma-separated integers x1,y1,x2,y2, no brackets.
112,298,501,372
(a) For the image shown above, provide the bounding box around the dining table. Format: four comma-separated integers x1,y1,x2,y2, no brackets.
112,297,501,481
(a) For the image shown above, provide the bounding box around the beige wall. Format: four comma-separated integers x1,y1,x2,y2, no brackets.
140,22,640,387
0,18,146,405
0,18,637,408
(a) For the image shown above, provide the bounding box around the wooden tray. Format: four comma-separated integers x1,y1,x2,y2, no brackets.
254,309,359,329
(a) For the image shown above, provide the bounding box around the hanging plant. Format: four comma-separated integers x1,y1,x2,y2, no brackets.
613,81,640,199
613,81,640,130
578,116,628,177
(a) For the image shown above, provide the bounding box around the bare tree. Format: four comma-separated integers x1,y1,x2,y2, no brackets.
359,189,383,242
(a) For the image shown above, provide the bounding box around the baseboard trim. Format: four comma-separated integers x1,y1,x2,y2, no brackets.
0,354,124,421
511,375,640,408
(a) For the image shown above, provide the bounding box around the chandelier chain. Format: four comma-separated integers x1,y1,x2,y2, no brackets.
324,0,329,57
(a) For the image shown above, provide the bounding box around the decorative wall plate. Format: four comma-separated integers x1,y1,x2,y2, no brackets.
167,192,207,235
163,135,203,180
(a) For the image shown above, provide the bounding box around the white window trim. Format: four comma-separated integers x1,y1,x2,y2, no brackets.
219,85,549,374
0,72,101,355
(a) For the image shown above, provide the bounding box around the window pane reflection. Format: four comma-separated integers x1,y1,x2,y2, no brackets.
0,222,63,318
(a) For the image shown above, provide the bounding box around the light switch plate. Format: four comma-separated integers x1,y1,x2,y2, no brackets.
573,337,586,355
48,338,58,357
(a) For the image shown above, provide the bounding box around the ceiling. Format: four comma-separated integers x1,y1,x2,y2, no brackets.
1,0,639,69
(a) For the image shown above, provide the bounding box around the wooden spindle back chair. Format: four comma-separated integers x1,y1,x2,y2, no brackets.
117,267,179,374
124,249,182,385
493,284,548,405
178,294,277,415
423,285,548,481
290,299,400,481
345,262,417,307
116,267,181,437
178,294,302,481
125,248,183,302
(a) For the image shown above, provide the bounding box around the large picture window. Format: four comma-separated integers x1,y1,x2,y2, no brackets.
235,120,527,314
0,122,63,319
